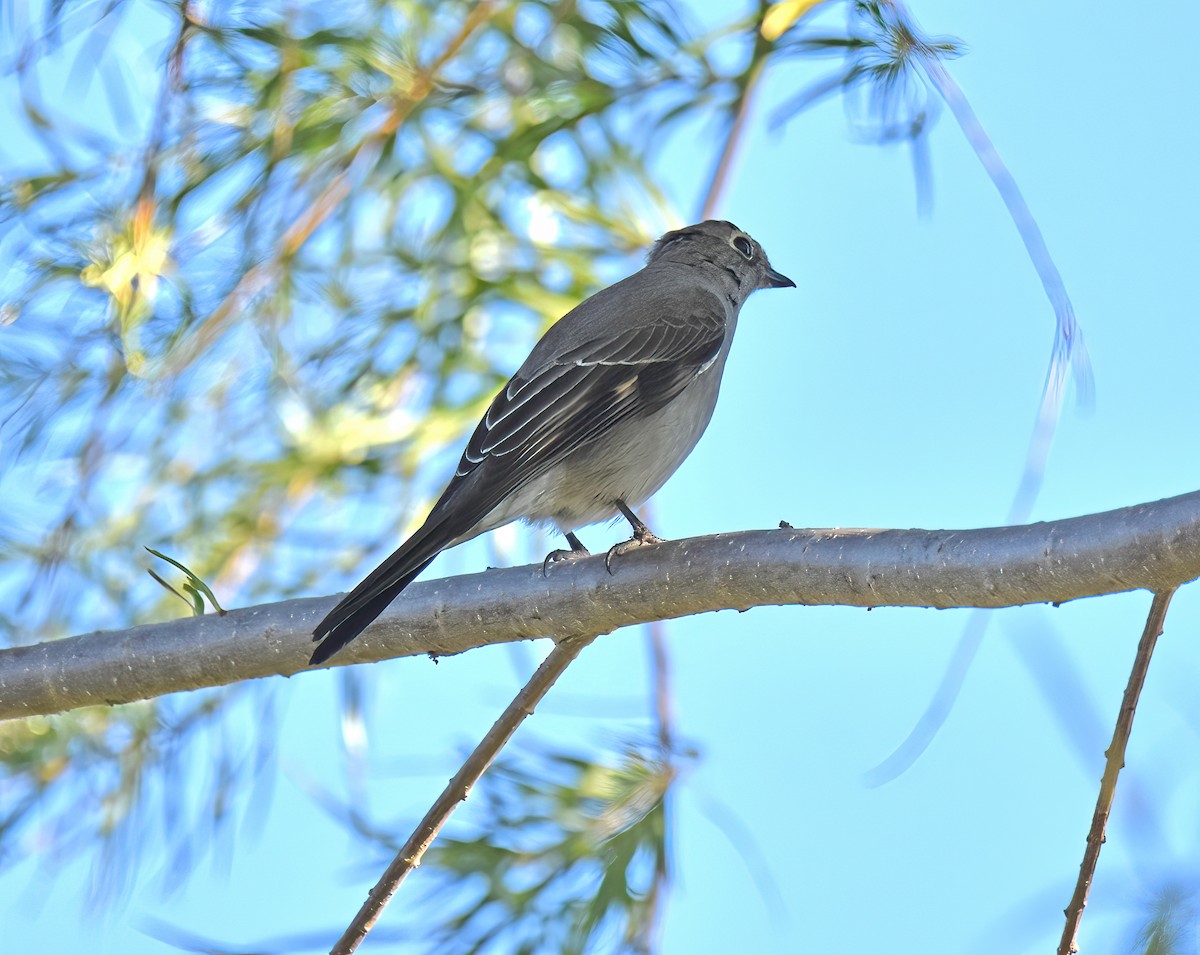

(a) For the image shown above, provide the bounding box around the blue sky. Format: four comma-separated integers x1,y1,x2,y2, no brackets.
5,1,1200,953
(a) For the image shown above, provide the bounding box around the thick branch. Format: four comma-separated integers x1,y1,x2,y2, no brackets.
2,491,1199,721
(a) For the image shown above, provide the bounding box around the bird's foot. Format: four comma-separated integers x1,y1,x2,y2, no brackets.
542,532,591,577
604,525,667,574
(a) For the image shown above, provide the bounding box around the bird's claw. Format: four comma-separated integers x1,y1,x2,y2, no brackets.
542,545,591,577
604,528,666,574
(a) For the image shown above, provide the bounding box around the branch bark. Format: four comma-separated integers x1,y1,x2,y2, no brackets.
2,490,1199,721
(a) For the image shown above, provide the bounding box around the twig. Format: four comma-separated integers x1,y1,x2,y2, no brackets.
328,632,596,955
1057,589,1176,955
870,27,1094,783
919,48,1092,514
638,619,675,950
135,0,190,227
699,2,773,219
648,622,674,755
700,58,764,220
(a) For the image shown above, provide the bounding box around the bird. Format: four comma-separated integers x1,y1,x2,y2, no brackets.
310,219,794,665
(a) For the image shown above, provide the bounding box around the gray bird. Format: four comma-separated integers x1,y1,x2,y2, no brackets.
310,219,794,665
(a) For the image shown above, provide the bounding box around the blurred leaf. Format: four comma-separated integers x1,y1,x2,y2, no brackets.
145,547,227,615
1134,885,1198,955
400,739,690,955
771,0,963,139
761,0,829,42
2,4,1088,946
0,0,733,894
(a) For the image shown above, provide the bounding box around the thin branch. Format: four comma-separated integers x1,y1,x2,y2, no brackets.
699,1,772,219
863,605,988,786
918,53,1092,504
871,21,1095,781
328,633,596,954
700,58,764,220
2,490,1199,721
1057,589,1176,955
639,620,674,951
135,0,190,219
648,623,674,755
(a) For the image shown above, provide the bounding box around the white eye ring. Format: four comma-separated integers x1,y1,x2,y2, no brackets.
731,235,753,258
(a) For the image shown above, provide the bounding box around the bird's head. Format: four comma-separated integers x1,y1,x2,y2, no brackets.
647,220,795,298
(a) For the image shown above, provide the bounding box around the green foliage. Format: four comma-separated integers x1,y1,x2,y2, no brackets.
415,741,684,955
0,0,753,918
0,0,1017,949
1134,886,1198,955
145,547,227,615
0,0,729,646
0,686,277,908
770,0,963,209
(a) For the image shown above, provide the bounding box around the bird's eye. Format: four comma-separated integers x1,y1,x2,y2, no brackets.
732,235,753,258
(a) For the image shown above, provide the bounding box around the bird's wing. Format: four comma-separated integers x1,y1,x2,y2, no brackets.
439,308,727,511
311,302,726,664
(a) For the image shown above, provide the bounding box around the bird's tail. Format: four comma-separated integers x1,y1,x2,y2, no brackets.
310,512,462,666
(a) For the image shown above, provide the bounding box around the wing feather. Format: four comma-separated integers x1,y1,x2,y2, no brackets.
438,310,725,516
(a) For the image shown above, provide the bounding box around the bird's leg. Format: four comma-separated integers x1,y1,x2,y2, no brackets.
605,500,667,573
542,531,591,576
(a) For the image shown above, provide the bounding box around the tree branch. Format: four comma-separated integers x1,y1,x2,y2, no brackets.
329,633,596,954
2,490,1199,721
1057,588,1176,954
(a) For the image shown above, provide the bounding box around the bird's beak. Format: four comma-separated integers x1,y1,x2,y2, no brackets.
763,266,796,289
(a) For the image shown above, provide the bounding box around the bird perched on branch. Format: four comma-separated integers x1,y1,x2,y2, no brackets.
311,219,794,665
